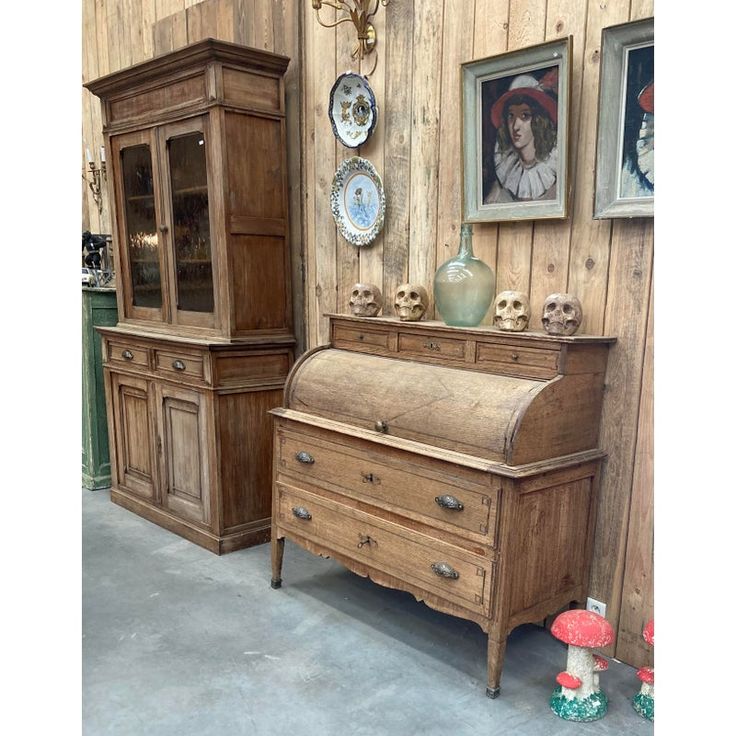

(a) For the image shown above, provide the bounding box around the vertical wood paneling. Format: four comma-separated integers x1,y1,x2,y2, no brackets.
616,276,654,667
408,0,444,307
434,0,476,301
380,0,414,315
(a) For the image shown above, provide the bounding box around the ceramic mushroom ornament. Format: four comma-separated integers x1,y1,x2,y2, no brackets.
349,283,382,317
542,293,583,336
493,291,530,332
394,284,428,322
632,619,654,721
550,609,615,722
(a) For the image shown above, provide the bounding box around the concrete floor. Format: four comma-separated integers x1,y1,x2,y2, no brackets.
84,488,654,736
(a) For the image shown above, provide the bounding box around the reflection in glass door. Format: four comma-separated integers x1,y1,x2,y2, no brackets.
167,132,214,314
121,145,162,308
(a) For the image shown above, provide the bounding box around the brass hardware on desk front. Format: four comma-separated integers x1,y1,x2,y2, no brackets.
431,562,460,580
292,506,312,521
122,350,133,360
357,533,376,548
361,472,380,484
172,359,186,371
435,494,464,511
374,420,388,433
296,451,315,465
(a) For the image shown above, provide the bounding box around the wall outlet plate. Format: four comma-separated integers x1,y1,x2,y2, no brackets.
586,597,607,618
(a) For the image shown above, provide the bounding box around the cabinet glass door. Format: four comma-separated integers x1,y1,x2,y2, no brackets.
162,118,216,328
121,143,163,309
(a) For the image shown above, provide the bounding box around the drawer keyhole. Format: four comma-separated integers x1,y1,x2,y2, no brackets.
423,341,441,352
361,472,380,485
357,534,376,548
511,353,519,361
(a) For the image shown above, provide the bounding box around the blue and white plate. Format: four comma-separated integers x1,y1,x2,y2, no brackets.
330,157,385,247
329,72,378,148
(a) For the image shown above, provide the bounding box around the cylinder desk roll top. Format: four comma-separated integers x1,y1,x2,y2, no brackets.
284,317,614,467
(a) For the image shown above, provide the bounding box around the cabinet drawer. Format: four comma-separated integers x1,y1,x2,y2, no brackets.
397,332,467,362
277,483,491,613
154,348,206,383
475,341,559,378
278,430,498,544
108,340,150,370
332,323,391,351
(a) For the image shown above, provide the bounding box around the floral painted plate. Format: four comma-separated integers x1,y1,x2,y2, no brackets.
328,72,378,148
330,157,385,247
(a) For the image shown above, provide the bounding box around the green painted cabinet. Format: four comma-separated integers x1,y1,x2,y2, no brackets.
82,287,118,489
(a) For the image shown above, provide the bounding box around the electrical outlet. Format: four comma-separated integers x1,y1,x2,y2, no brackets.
586,597,607,618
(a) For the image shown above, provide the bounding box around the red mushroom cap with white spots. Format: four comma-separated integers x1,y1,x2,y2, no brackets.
550,610,615,648
643,619,654,646
637,666,654,685
593,653,609,672
557,671,582,689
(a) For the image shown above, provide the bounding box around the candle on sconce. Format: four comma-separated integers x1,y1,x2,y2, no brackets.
86,147,93,164
100,145,106,163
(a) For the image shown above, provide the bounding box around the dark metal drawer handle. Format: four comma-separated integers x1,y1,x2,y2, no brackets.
122,350,134,360
423,341,441,351
357,534,376,548
432,562,459,580
296,451,314,465
375,420,388,433
292,506,312,521
435,495,464,511
172,359,186,371
361,472,380,484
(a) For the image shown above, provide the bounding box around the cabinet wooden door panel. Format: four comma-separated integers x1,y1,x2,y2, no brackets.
110,373,157,501
158,384,211,526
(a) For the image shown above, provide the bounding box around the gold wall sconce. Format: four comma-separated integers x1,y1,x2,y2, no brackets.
311,0,390,74
85,146,107,215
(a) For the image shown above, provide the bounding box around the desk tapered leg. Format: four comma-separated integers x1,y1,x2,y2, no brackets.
486,634,507,698
271,535,284,588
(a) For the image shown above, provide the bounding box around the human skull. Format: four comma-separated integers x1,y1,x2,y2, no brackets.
542,293,583,336
394,283,428,321
493,291,530,332
349,283,382,317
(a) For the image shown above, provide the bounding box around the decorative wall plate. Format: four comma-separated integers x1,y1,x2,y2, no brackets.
330,157,385,247
328,72,378,148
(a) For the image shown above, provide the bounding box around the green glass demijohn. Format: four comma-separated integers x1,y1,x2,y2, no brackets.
434,223,495,326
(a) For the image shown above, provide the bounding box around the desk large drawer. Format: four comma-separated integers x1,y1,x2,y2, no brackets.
277,429,498,544
276,483,491,614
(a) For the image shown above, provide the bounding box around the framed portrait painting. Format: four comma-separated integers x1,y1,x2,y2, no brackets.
594,18,654,219
461,37,571,223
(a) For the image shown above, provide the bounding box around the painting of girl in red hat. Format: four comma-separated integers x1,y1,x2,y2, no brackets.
481,67,559,204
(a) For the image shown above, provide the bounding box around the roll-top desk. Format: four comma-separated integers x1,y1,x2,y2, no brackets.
270,314,615,697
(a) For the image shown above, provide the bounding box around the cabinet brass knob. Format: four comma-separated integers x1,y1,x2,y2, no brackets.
159,225,169,233
431,562,459,580
296,451,315,464
511,353,519,361
435,495,464,511
122,350,134,360
357,534,376,548
172,359,186,371
291,506,312,521
375,420,388,433
361,472,380,484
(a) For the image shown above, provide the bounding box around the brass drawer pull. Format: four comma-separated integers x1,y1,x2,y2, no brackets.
357,333,365,341
431,562,459,580
172,359,186,371
292,506,312,521
361,472,380,484
122,350,134,360
296,451,315,465
423,341,441,352
357,534,376,548
511,353,519,361
375,420,388,433
435,494,464,511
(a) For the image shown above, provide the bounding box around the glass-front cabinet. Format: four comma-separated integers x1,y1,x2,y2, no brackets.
111,116,217,332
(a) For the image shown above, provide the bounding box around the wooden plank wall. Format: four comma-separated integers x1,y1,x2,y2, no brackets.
301,0,653,667
81,0,305,351
82,0,654,667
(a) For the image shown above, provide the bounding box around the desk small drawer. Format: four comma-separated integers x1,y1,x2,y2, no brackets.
108,341,150,370
153,348,206,382
476,342,559,378
277,483,490,613
398,332,467,362
332,323,391,351
278,431,497,543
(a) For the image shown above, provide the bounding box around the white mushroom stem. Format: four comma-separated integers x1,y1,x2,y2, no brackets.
562,645,598,700
639,681,654,698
